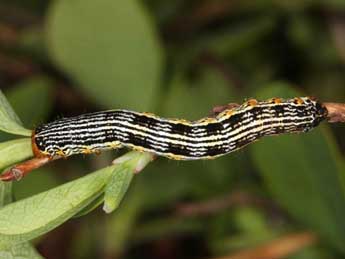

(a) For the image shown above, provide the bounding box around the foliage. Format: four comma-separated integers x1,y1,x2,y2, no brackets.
0,0,344,258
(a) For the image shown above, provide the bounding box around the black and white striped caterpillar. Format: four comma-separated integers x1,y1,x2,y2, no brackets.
32,97,328,160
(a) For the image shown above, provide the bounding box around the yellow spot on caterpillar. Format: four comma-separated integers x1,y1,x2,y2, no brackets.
39,150,51,158
204,155,216,160
82,147,93,155
166,153,185,160
294,97,304,105
109,142,122,149
224,110,234,118
124,143,147,153
197,117,218,125
247,99,258,106
170,118,192,126
216,109,236,120
132,146,146,152
56,150,66,157
41,151,50,156
271,98,282,104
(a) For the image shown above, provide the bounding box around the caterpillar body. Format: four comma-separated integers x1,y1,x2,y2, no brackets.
32,97,328,161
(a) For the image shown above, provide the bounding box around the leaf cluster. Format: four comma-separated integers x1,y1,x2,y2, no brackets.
0,0,344,258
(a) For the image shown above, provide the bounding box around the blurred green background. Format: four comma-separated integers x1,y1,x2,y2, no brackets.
0,0,345,258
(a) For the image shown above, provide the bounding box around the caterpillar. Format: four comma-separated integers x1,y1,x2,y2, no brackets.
32,97,327,161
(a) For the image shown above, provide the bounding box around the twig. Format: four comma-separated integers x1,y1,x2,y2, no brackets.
0,4,40,27
324,102,345,123
165,0,235,35
208,232,317,259
0,157,50,181
0,23,18,46
189,0,235,25
0,52,37,81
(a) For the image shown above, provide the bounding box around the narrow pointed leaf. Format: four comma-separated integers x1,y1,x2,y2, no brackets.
1,176,42,258
103,167,135,214
103,152,153,213
0,90,31,137
0,165,116,247
46,0,162,110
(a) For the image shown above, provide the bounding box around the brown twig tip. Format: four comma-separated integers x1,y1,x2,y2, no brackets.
324,102,345,123
0,157,50,181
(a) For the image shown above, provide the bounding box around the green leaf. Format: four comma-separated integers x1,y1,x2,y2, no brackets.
103,152,153,213
250,83,345,253
104,180,143,257
0,165,115,247
46,0,162,110
73,193,105,218
0,90,31,137
0,138,33,170
6,77,54,128
197,17,276,58
103,167,134,213
0,242,43,259
0,182,12,208
14,168,60,201
163,68,236,120
1,173,43,258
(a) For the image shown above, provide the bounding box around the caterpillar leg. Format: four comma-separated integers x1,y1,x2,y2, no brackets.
0,157,51,181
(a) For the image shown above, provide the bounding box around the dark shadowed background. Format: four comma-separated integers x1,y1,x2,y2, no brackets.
0,0,345,258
